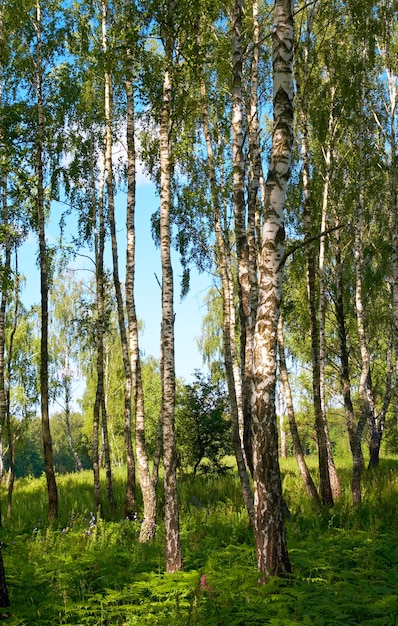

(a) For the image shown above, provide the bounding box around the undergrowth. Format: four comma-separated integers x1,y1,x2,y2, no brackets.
1,457,398,624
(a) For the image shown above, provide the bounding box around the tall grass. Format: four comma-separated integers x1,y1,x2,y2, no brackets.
2,456,398,624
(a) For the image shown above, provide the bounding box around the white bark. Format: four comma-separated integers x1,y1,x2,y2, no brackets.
251,0,294,579
35,0,58,521
199,69,254,526
160,12,182,571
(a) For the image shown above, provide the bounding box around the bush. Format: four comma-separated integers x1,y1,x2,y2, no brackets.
175,371,233,475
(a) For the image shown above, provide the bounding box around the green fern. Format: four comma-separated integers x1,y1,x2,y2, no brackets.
3,456,398,625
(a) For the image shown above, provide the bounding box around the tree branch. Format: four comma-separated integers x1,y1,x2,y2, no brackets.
281,222,347,269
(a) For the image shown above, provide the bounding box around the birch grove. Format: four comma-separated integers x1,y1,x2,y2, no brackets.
0,0,396,583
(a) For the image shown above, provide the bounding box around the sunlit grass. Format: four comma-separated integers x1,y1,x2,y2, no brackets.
2,455,398,624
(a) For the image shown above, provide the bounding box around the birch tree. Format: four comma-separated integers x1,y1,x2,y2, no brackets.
123,6,138,521
231,0,255,474
91,144,107,512
295,2,337,506
0,0,10,485
377,2,398,436
251,0,293,578
199,46,254,525
5,267,20,517
159,0,182,572
350,7,392,472
35,0,58,520
0,3,11,605
123,0,157,537
277,314,320,503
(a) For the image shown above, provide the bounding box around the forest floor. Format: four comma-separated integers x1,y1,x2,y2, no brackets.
1,456,398,625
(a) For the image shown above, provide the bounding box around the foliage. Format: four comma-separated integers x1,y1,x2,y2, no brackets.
175,371,233,475
2,457,398,624
50,411,92,474
197,287,226,383
13,417,44,478
383,416,398,456
141,356,162,457
11,413,91,478
0,0,397,606
6,303,39,420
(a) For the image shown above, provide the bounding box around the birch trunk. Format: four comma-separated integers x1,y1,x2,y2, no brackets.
391,107,398,436
355,82,372,456
0,36,11,479
296,8,335,506
251,0,293,579
380,44,398,436
362,36,395,467
1,13,17,518
122,0,138,516
6,259,19,517
35,1,58,521
160,5,182,572
334,216,365,504
124,73,139,518
0,87,9,484
125,61,156,539
245,0,262,474
318,86,341,499
232,0,255,473
278,315,320,503
0,243,8,605
91,140,106,514
199,69,254,526
101,393,115,509
247,0,261,298
247,0,261,258
279,386,287,459
355,44,380,472
102,0,134,514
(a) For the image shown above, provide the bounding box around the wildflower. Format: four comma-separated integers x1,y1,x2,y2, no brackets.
200,574,213,597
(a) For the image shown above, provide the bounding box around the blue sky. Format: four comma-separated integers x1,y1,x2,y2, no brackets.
18,177,212,384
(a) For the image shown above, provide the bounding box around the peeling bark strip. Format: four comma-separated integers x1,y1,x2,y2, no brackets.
251,0,293,579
